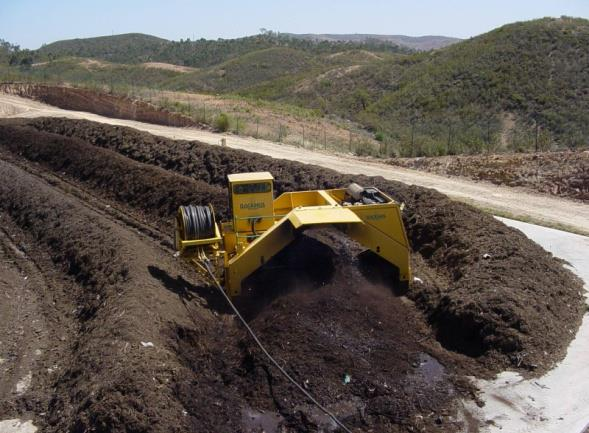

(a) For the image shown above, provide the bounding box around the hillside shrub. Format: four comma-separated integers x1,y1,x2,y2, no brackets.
214,113,230,132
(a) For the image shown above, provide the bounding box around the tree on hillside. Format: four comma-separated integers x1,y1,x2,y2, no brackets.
0,39,20,65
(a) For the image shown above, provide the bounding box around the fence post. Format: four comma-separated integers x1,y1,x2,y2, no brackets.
349,130,352,152
411,121,415,157
302,125,305,148
486,118,491,154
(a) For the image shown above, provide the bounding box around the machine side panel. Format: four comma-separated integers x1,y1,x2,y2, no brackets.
347,205,410,249
345,222,411,282
225,217,296,296
343,204,411,282
230,180,274,232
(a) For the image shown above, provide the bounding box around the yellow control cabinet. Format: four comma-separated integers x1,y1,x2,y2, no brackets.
227,172,275,234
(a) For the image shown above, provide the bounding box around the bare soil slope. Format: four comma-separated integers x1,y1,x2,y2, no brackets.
0,83,207,129
390,151,589,202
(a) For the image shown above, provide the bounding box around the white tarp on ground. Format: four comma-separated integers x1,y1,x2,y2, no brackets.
0,419,37,433
466,217,589,433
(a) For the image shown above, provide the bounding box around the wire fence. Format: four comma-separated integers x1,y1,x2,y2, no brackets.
127,86,389,157
128,86,589,157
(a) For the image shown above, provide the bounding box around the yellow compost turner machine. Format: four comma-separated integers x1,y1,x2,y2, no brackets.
175,172,411,296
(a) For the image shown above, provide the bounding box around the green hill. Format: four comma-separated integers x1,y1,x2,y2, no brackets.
2,18,588,155
32,32,409,67
36,33,169,63
0,39,19,64
289,17,589,153
167,47,318,92
285,33,461,51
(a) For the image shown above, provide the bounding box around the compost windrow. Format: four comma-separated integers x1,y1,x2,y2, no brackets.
0,154,463,432
18,117,585,375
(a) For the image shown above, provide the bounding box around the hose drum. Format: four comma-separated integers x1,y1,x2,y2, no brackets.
176,204,216,244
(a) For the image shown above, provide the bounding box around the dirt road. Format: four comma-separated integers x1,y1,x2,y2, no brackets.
1,93,587,235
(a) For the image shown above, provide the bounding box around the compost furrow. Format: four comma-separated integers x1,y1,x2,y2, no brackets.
0,158,232,432
0,121,230,231
0,148,174,251
0,219,76,424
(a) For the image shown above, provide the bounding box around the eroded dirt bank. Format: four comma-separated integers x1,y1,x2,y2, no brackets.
0,83,206,129
0,118,585,432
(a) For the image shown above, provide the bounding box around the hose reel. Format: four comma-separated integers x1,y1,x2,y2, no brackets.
175,204,217,251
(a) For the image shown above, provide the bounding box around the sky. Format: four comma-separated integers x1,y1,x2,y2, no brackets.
1,0,588,49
